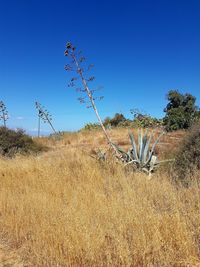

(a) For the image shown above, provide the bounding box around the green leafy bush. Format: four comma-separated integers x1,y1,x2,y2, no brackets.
132,116,163,128
173,120,200,185
130,109,163,128
104,113,126,128
81,123,101,131
0,127,46,157
117,119,134,128
163,90,200,131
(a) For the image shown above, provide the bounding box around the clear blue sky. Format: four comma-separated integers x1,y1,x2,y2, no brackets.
0,0,200,134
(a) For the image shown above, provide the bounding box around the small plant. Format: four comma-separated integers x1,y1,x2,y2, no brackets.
35,102,57,137
173,120,200,185
0,127,45,157
0,100,9,127
113,129,172,175
91,149,107,162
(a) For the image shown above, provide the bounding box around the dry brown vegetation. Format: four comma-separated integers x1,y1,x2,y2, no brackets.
1,128,200,266
37,128,185,156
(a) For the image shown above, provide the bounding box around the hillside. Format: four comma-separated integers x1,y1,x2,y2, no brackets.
1,128,200,266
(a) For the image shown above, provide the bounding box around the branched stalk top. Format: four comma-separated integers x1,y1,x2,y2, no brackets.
35,101,56,135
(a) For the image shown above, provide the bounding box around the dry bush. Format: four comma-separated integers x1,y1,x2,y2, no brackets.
173,121,200,185
0,143,200,266
0,127,46,157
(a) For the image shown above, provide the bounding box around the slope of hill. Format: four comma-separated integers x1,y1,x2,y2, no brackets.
1,129,199,266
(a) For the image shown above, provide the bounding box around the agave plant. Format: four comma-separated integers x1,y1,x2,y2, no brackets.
113,129,171,175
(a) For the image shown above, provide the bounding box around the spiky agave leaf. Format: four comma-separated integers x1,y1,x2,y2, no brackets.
138,129,143,161
144,131,164,166
111,129,171,175
140,129,148,163
128,131,139,161
142,129,155,164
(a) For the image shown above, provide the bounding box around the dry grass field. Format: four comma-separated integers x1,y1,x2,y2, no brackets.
1,128,200,266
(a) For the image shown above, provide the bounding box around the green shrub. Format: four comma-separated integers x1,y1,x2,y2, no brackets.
173,120,200,185
103,113,127,128
132,116,163,128
81,123,101,131
163,90,200,131
0,127,46,157
117,119,133,128
109,113,126,127
130,109,163,128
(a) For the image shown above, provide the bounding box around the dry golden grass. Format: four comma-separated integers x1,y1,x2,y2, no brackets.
0,129,199,266
0,242,24,267
36,128,186,157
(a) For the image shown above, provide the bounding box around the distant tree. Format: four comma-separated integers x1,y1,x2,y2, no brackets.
103,113,126,128
0,101,8,127
110,113,126,127
103,116,112,128
163,90,200,131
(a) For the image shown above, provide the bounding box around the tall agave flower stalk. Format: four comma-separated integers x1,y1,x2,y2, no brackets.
64,42,122,160
0,101,8,127
35,102,56,137
64,43,171,174
113,129,172,175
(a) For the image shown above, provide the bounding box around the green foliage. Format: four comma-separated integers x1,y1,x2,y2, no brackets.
81,123,101,131
132,116,163,128
163,90,200,131
103,111,163,129
113,129,169,175
117,119,134,128
83,110,163,131
104,113,126,128
130,109,163,128
173,120,200,185
0,127,46,157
